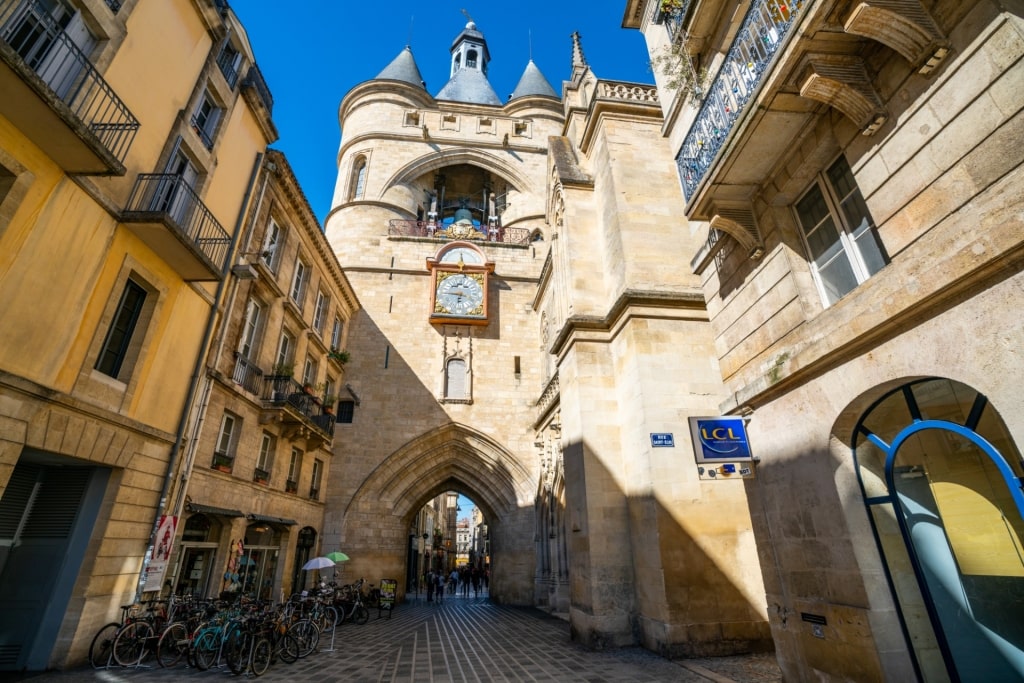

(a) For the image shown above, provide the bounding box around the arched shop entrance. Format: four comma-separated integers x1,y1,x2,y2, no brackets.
852,378,1024,682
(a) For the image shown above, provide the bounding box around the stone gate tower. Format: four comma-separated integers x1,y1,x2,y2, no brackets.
324,19,772,657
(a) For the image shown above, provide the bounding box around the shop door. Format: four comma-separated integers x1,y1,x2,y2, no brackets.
855,379,1024,682
0,459,107,670
176,546,216,597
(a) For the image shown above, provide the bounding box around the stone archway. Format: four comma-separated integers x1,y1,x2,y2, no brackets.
327,423,537,604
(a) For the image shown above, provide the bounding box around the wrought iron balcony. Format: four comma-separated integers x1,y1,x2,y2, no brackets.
216,47,239,88
232,352,263,394
675,0,807,201
656,0,693,43
0,0,139,173
104,0,121,13
253,467,270,484
190,113,214,149
121,174,231,281
388,219,531,245
261,375,335,442
211,451,234,472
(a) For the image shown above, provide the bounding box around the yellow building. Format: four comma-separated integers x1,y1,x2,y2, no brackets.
0,0,275,670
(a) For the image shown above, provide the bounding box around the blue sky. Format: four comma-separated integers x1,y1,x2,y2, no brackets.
233,2,654,224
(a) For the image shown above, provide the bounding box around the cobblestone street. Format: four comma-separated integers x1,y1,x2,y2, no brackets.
9,596,781,683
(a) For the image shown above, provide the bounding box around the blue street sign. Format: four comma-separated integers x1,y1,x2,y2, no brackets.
650,433,675,447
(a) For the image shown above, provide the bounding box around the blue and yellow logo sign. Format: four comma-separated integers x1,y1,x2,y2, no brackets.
688,416,753,462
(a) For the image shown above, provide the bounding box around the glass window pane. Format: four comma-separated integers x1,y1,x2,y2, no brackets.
817,253,858,305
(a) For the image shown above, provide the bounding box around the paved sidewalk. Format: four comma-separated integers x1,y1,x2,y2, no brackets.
9,596,782,683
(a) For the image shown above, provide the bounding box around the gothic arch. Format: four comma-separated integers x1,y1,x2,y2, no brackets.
343,422,534,524
381,149,535,201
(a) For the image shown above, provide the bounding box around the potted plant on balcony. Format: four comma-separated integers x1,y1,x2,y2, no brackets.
322,394,337,415
212,452,233,473
270,362,294,378
328,348,350,365
253,468,270,485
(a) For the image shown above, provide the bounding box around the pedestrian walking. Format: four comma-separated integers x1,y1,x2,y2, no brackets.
426,570,435,602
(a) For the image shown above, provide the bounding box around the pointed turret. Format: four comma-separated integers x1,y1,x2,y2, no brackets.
509,60,558,100
375,46,427,89
435,20,501,105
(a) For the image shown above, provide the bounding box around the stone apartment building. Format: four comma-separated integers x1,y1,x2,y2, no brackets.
0,0,280,670
164,147,358,605
624,0,1024,679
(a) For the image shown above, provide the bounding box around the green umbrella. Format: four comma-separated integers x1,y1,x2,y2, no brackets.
326,551,350,563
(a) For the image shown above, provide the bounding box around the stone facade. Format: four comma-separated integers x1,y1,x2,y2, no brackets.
323,19,770,659
626,0,1024,679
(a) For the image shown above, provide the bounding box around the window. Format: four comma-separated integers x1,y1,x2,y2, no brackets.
286,448,302,493
261,219,282,272
95,279,147,379
191,90,222,150
795,156,887,306
310,459,323,500
350,157,367,200
330,316,344,351
466,49,478,69
238,297,262,359
336,400,355,424
255,432,274,482
445,357,468,400
313,290,328,335
290,259,308,304
276,330,294,370
302,357,318,387
217,40,242,88
213,412,239,470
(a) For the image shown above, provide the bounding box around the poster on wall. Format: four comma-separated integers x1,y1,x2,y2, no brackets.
143,515,178,592
378,578,397,619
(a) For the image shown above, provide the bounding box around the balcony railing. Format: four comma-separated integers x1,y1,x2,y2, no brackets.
675,0,807,201
657,0,693,43
0,0,139,165
242,64,273,114
285,479,298,494
190,114,214,150
104,0,121,13
232,352,263,394
123,174,231,272
262,375,335,440
388,219,531,245
212,451,234,472
253,467,270,484
216,48,239,88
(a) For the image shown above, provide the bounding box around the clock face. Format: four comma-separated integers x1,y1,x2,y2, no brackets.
435,272,485,317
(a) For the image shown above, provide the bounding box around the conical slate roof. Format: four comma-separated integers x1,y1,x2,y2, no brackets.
375,46,426,89
435,67,502,105
509,60,558,100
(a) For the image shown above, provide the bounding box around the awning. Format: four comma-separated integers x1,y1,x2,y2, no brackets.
247,513,298,526
187,502,244,517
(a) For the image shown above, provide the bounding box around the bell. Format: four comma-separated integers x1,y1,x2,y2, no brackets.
453,208,473,223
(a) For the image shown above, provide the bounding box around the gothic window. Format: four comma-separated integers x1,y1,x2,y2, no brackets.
795,156,888,307
445,357,468,400
350,156,367,200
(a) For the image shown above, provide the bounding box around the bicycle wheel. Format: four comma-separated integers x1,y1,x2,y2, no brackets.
353,604,369,625
277,633,299,664
286,619,319,658
319,605,338,634
88,622,120,668
251,638,272,676
156,621,188,668
226,630,250,675
113,621,154,667
192,630,219,671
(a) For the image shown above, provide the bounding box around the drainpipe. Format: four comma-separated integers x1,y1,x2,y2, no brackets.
137,152,265,599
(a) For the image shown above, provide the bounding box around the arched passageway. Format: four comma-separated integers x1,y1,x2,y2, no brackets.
325,423,537,603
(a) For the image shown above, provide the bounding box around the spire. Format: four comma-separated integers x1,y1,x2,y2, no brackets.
375,46,427,89
509,60,558,100
435,18,501,105
573,30,589,72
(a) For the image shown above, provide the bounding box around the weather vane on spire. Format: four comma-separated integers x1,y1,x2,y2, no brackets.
461,8,474,23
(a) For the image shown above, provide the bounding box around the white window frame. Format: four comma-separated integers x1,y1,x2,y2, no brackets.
313,289,328,335
290,258,308,304
794,156,887,307
302,357,318,387
261,218,283,272
257,431,274,472
310,459,323,499
216,413,238,457
238,297,262,359
191,89,222,149
276,330,294,369
288,448,302,483
330,316,344,350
